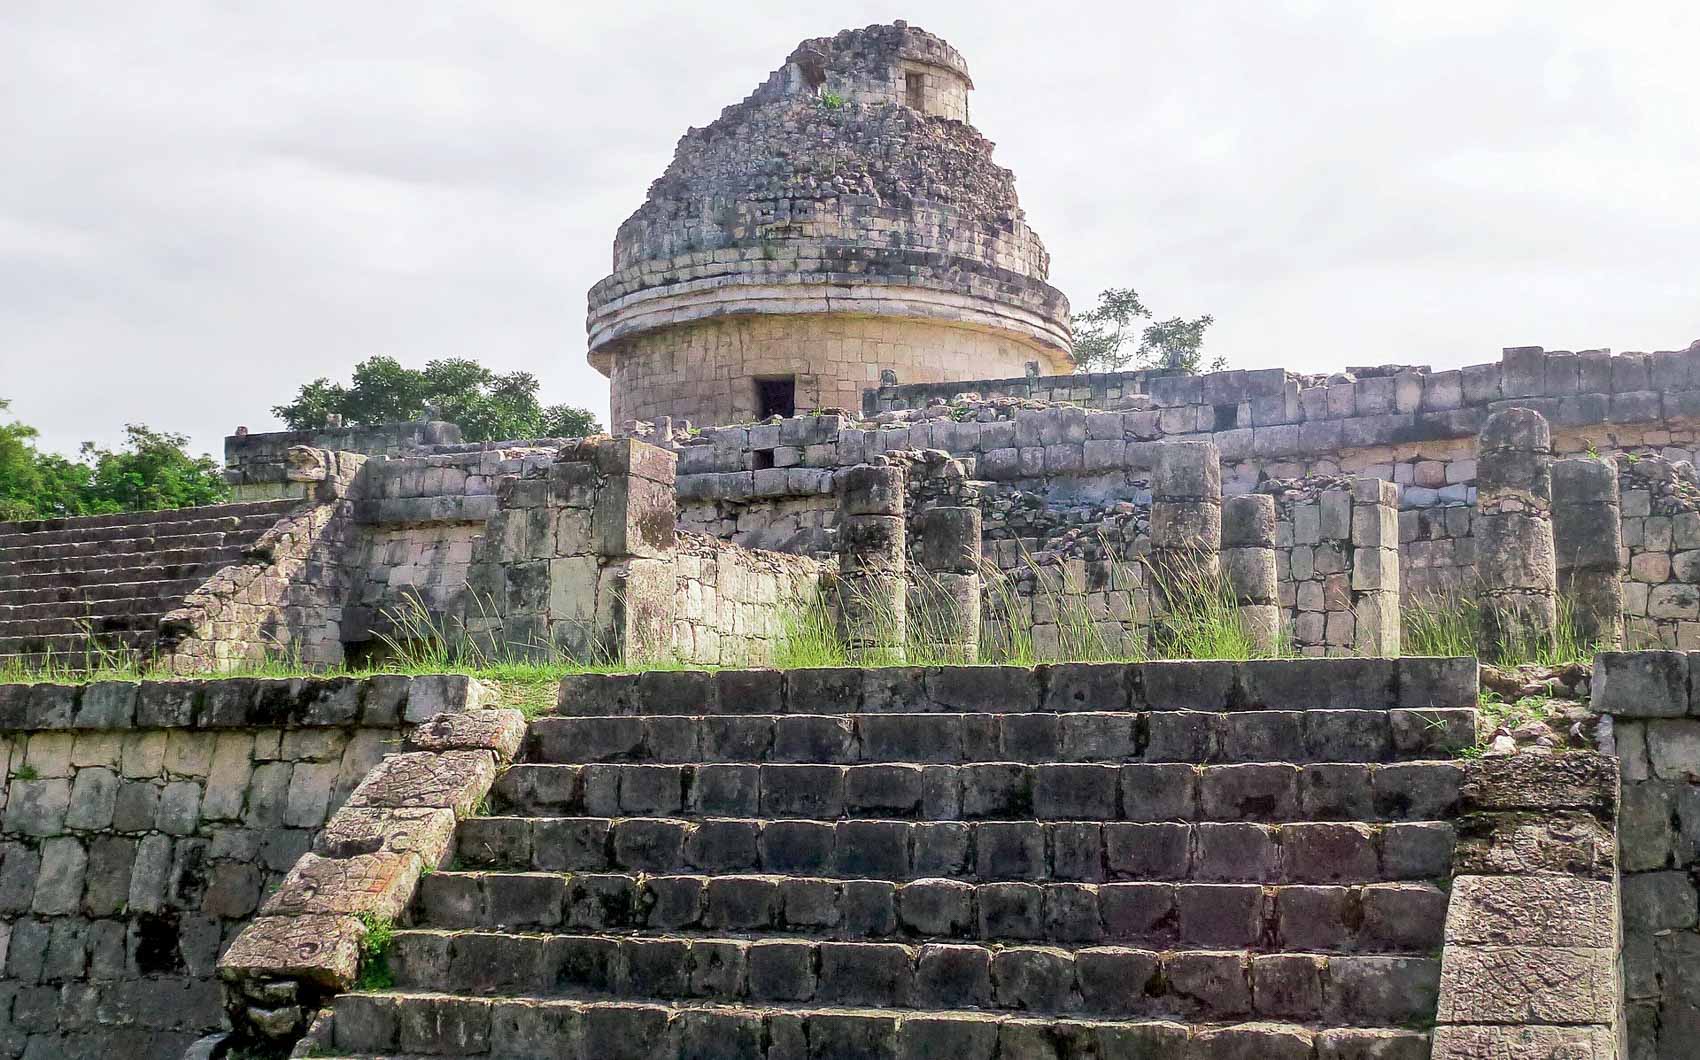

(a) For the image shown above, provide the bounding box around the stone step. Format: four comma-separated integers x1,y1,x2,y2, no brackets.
0,628,152,665
0,608,169,639
322,995,1431,1059
0,498,298,539
0,511,287,552
0,589,200,621
0,575,211,604
378,929,1441,1025
524,710,1476,767
0,544,244,579
551,658,1477,719
490,761,1465,824
452,816,1455,885
0,526,266,566
415,871,1448,951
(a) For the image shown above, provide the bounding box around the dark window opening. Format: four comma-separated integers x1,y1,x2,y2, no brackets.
756,376,796,419
752,449,776,471
1214,404,1239,431
906,72,925,111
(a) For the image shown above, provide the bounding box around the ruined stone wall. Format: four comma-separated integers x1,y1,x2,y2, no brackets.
0,674,481,1059
670,533,823,667
224,422,463,501
1594,651,1700,1058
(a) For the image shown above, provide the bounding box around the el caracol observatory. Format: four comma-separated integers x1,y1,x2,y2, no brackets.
586,21,1073,429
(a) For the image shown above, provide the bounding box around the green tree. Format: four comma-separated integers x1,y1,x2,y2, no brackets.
77,425,228,514
0,402,226,519
0,401,46,520
273,356,603,442
1071,287,1221,375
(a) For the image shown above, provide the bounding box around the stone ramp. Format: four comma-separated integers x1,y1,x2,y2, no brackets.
0,499,304,666
312,659,1475,1058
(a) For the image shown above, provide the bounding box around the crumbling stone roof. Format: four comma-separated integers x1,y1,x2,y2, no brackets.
586,22,1070,359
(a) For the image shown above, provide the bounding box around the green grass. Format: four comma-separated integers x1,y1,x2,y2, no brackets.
1402,589,1605,668
353,912,396,992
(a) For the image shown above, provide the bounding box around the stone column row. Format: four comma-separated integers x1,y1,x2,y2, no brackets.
1149,440,1222,652
1350,478,1401,657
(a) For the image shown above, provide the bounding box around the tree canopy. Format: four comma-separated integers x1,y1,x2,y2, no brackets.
0,402,228,521
1071,287,1222,375
273,357,602,442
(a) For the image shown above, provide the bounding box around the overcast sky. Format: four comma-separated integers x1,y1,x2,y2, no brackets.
2,0,1695,460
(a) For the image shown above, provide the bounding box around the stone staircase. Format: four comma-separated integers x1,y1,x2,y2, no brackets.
0,499,303,666
313,661,1474,1059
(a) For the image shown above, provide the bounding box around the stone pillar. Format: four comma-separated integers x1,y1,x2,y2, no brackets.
1475,408,1558,660
1149,440,1222,652
836,462,907,661
1350,477,1402,657
913,506,982,662
465,438,678,664
1222,494,1279,653
1553,457,1623,648
1150,440,1222,585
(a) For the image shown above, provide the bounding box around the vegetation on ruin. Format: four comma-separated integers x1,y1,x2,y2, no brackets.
0,401,228,520
1401,589,1604,668
273,355,602,442
353,912,397,991
1070,287,1222,375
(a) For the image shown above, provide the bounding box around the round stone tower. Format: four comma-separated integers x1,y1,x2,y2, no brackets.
587,22,1073,428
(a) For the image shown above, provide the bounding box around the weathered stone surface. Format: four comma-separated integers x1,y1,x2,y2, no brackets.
345,750,496,815
1437,944,1616,1024
1432,1024,1616,1059
1593,649,1688,717
260,851,422,920
406,708,526,760
217,913,365,988
1444,875,1614,947
315,805,459,861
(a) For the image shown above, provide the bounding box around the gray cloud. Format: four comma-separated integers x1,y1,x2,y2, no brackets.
1,0,1695,458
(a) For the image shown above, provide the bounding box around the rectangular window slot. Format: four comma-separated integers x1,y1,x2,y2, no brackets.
752,449,776,471
756,376,797,419
906,72,925,111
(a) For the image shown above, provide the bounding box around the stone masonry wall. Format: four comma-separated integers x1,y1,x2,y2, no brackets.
0,674,481,1060
670,532,823,667
1595,651,1700,1059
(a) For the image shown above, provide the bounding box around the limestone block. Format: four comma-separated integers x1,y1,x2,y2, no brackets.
315,806,459,862
260,851,422,920
1444,875,1615,947
839,465,905,516
1152,441,1221,500
403,675,483,725
592,473,677,558
345,750,496,816
1436,944,1616,1024
917,507,981,573
217,913,366,989
1222,495,1275,548
1433,1024,1615,1059
407,708,527,761
838,515,906,573
1593,650,1688,717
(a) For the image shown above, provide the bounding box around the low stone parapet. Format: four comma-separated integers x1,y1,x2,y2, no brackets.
0,673,487,1059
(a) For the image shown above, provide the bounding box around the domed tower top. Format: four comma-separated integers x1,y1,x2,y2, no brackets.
587,22,1073,428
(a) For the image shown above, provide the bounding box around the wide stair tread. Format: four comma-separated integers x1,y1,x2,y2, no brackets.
452,816,1456,884
491,759,1468,824
525,710,1475,766
320,994,1431,1059
0,545,246,581
416,869,1447,951
0,498,298,541
378,925,1439,1024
